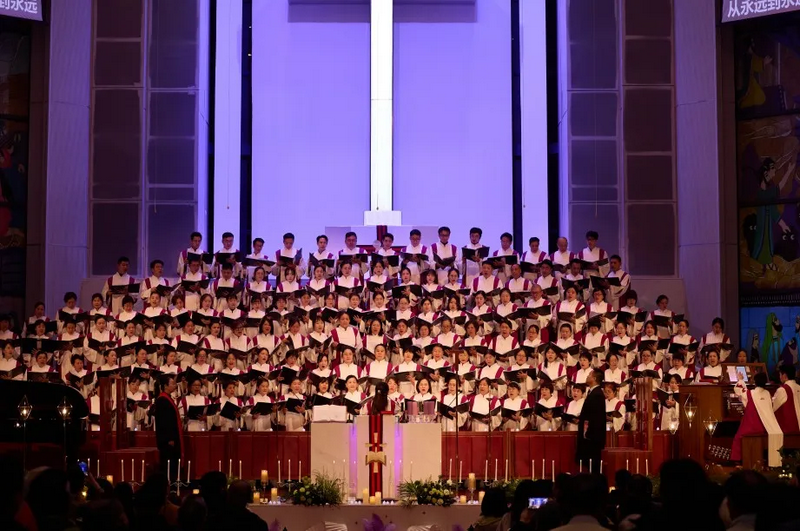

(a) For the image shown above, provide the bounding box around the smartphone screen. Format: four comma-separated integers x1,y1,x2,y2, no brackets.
78,461,88,476
528,497,547,509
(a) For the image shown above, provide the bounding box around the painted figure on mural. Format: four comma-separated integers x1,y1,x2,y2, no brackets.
738,38,772,109
780,337,798,369
0,122,26,247
752,158,794,271
762,313,783,370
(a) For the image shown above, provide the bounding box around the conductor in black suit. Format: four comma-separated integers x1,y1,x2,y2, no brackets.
152,374,182,481
577,368,605,468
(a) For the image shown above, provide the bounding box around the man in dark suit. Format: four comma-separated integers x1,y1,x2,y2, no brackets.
577,368,605,468
152,374,182,481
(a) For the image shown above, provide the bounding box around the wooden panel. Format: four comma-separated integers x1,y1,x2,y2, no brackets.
678,385,725,467
441,433,506,481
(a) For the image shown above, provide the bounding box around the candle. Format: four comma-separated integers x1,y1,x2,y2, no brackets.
459,461,463,484
288,459,291,482
187,461,191,483
299,461,302,479
178,459,181,483
504,460,508,482
580,460,582,473
626,459,629,471
121,459,125,483
131,460,134,483
261,470,268,484
239,460,242,480
494,458,497,482
484,460,488,480
646,459,649,476
459,495,467,504
552,461,555,480
449,459,452,481
106,475,114,484
192,489,200,495
600,460,603,474
467,472,476,490
97,459,100,477
362,488,369,501
369,496,376,505
271,487,278,501
531,461,535,480
478,491,485,503
167,460,170,483
253,492,260,504
88,458,91,477
636,458,640,475
229,459,232,478
375,491,382,504
542,459,545,479
219,460,222,472
589,459,592,474
278,460,281,484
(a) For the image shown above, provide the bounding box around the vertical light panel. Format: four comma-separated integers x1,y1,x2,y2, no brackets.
370,0,393,213
197,0,210,235
556,0,570,245
520,0,550,251
213,0,242,245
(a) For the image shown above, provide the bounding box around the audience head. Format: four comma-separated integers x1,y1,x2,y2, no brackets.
479,487,507,518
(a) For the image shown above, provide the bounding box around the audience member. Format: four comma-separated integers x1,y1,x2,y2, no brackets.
205,480,267,531
177,495,207,531
472,488,508,531
552,474,609,530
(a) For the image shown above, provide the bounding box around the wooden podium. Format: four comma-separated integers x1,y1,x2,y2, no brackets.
677,384,727,467
602,377,653,481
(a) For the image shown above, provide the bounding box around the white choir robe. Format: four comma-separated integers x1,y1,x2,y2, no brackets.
536,275,561,305
333,275,360,310
549,250,574,279
424,358,451,395
245,309,266,338
699,332,732,362
181,271,209,311
248,362,274,395
556,338,580,368
87,308,112,335
374,247,400,279
243,252,271,285
571,367,592,387
83,330,116,366
212,277,242,313
181,394,212,432
490,333,518,368
115,310,142,339
246,393,274,431
538,361,567,398
695,364,723,383
477,363,506,397
0,357,25,380
177,246,208,276
521,250,547,281
500,396,529,431
216,395,248,431
564,398,584,432
102,273,138,314
66,368,94,398
619,305,645,337
492,247,518,284
277,364,305,396
524,298,552,342
159,363,183,399
588,301,615,334
578,246,610,277
535,396,563,431
246,279,273,310
141,307,169,342
472,274,502,306
735,383,784,466
670,333,697,367
634,361,663,391
606,269,631,310
605,398,626,432
467,305,494,337
201,335,226,371
343,391,368,422
310,250,336,280
495,302,519,333
581,331,608,368
363,334,387,361
469,393,501,432
169,309,190,337
57,306,85,335
127,390,149,430
334,362,363,393
440,392,468,432
658,395,680,432
88,394,102,432
506,277,532,304
364,360,392,395
56,331,83,378
421,284,444,311
457,362,477,395
212,247,242,278
331,326,360,360
442,310,466,336
393,362,421,398
604,368,628,400
507,363,536,395
172,333,201,370
668,365,693,382
253,334,279,365
610,336,636,369
338,247,366,279
130,362,156,394
401,244,430,284
118,334,144,367
430,242,459,285
636,333,665,366
226,334,251,370
140,276,171,309
649,308,676,339
554,300,586,338
462,243,487,286
189,362,216,395
272,247,306,282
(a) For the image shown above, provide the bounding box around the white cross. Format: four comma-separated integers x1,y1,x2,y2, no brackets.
364,0,402,226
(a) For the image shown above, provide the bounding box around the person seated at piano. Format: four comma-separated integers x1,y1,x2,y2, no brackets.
477,350,506,397
538,346,567,399
658,374,681,432
609,321,636,369
735,348,749,364
731,372,783,466
226,322,252,370
83,316,115,367
246,378,274,432
172,320,201,370
66,354,93,397
131,348,156,394
633,349,663,391
420,270,444,311
535,382,563,431
603,352,628,401
472,262,502,306
773,365,800,434
189,348,216,396
667,351,693,382
342,375,367,422
670,319,697,367
554,287,586,339
617,290,644,338
181,378,213,432
308,352,333,394
698,317,732,362
507,348,536,396
603,382,626,432
555,323,580,368
440,376,468,432
247,348,273,396
495,289,519,333
588,289,614,335
581,319,608,368
0,341,24,380
126,376,150,431
695,350,723,383
500,381,529,431
469,377,501,432
392,348,421,399
650,294,677,339
216,379,247,431
571,351,593,388
425,344,451,394
564,385,585,432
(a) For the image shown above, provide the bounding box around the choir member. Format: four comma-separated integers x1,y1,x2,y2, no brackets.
735,349,749,364
507,348,536,396
97,349,120,373
401,229,429,284
535,261,560,306
331,311,360,356
618,291,645,338
698,317,732,362
253,317,280,361
650,295,677,339
495,289,519,331
431,227,459,285
456,349,477,395
188,349,215,396
443,268,467,307
538,346,567,399
609,322,636,369
140,260,171,309
413,376,436,402
732,373,783,466
181,378,212,432
83,316,115,366
390,319,413,366
563,259,588,302
171,320,201,370
115,296,141,338
393,348,421,398
126,377,150,431
505,264,531,303
522,324,542,366
0,341,24,380
310,379,335,418
469,377,501,432
56,321,83,377
24,301,50,338
67,355,93,397
468,291,493,337
226,322,252,370
489,320,518,366
658,374,681,432
436,317,460,351
440,375,468,432
177,231,205,276
30,351,56,376
555,286,586,335
555,324,580,368
362,318,385,360
334,262,361,310
181,258,209,312
667,352,693,382
549,237,574,277
534,382,562,432
364,344,392,394
587,289,614,334
578,231,609,277
492,232,518,284
637,321,663,366
604,352,627,400
248,348,273,394
472,263,502,306
216,379,246,431
272,232,306,282
277,350,306,395
212,263,242,312
201,321,226,370
670,319,697,367
634,349,663,390
477,351,506,397
131,349,156,394
396,269,420,308
420,271,443,311
425,344,451,394
773,365,800,434
310,235,336,280
564,385,585,432
342,375,367,421
85,295,112,335
338,231,366,279
247,378,275,432
373,232,399,279
581,319,608,368
212,232,241,278
159,350,183,398
334,346,363,390
309,354,333,394
387,376,403,410
571,351,593,387
695,350,723,383
306,265,330,308
604,383,626,433
170,294,191,333
57,291,83,334
462,227,486,286
246,297,267,338
605,255,630,310
102,256,137,314
501,381,529,431
118,321,144,367
247,267,272,308
521,237,547,282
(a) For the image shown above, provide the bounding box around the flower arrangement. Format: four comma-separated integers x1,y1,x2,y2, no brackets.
398,479,457,507
287,472,345,506
487,478,523,502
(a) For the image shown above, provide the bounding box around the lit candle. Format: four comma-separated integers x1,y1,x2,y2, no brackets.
192,489,200,495
504,459,508,482
187,461,191,483
580,460,582,473
228,459,232,478
167,460,170,483
121,459,125,483
177,459,181,483
459,495,467,504
531,461,535,480
478,491,485,503
449,459,452,481
600,460,603,474
375,491,382,504
271,487,278,501
106,475,114,484
646,459,649,476
97,459,100,477
253,492,260,504
288,459,291,482
362,488,369,501
542,459,545,479
369,496,376,505
131,460,134,483
218,460,222,472
484,460,488,480
239,460,242,480
299,461,301,479
636,458,640,475
88,458,91,477
261,470,268,484
626,459,629,471
459,461,462,484
467,473,476,490
142,460,145,482
278,460,281,484
494,458,498,482
589,459,592,474
552,460,554,480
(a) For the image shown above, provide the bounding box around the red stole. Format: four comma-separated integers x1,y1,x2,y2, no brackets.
731,389,766,460
160,391,184,457
775,383,800,434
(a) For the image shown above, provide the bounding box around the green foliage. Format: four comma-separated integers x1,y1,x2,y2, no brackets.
398,479,457,507
287,472,345,506
487,478,523,502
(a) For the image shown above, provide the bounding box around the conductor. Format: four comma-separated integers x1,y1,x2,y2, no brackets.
577,368,606,468
152,374,183,481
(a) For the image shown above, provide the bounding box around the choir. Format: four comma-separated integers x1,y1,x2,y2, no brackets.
0,228,753,435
